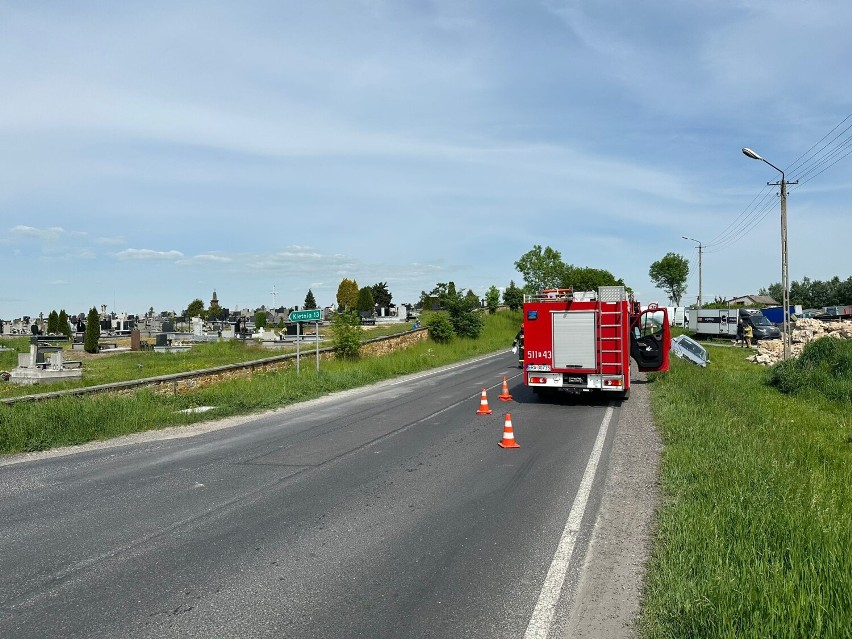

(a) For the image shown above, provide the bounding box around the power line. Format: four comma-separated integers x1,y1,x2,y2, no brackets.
792,134,852,185
786,113,852,177
698,112,852,254
703,187,777,254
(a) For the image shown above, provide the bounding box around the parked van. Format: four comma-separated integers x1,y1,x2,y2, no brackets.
741,310,782,341
687,308,781,341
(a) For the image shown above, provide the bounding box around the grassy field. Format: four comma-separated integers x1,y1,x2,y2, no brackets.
0,311,520,454
641,339,852,638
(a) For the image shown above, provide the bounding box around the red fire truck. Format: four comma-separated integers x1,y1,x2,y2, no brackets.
521,286,670,399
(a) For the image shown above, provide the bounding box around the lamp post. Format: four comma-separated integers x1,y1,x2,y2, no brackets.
682,236,703,310
742,147,791,360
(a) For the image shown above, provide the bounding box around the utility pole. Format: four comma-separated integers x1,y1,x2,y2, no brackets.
742,148,797,360
682,236,703,309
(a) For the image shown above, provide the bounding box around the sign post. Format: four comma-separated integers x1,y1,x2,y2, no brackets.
289,309,323,375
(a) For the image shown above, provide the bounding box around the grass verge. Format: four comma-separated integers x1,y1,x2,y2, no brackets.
0,311,520,454
641,342,852,638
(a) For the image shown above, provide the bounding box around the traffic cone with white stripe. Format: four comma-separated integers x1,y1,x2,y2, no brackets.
476,388,493,415
498,413,520,448
498,376,513,402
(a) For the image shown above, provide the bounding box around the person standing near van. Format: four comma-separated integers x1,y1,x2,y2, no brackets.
736,319,745,347
743,321,753,348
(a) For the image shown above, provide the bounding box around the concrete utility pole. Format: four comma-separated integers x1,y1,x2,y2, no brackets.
742,148,797,360
682,236,703,309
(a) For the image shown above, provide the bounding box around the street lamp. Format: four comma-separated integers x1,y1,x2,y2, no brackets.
682,236,703,310
742,147,792,360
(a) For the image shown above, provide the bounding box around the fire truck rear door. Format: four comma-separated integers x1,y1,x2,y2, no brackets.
552,311,596,370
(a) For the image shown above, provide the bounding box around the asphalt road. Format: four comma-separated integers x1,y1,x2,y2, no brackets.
0,352,626,638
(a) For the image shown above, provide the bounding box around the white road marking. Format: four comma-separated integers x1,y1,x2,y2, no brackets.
524,405,614,639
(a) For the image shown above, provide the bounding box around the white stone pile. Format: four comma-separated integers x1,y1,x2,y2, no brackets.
748,317,852,365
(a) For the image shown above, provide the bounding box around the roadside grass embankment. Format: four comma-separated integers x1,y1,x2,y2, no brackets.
0,312,520,454
641,339,852,638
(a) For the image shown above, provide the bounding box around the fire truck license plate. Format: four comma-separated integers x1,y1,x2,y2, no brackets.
526,364,551,371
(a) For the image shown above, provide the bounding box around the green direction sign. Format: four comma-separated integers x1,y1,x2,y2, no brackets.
289,309,322,322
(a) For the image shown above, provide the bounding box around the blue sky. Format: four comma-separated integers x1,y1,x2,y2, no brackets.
2,0,851,320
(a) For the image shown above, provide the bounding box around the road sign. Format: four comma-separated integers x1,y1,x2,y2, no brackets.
289,309,322,322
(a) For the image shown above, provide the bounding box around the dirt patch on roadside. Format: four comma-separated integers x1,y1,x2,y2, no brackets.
561,370,661,638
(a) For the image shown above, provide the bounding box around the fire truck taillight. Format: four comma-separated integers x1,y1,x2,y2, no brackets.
603,378,623,388
530,377,547,384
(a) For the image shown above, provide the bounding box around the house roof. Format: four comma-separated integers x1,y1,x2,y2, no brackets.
727,294,779,306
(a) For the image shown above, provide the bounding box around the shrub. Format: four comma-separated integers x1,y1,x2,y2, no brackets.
447,296,484,339
767,336,852,403
331,310,362,359
423,312,454,343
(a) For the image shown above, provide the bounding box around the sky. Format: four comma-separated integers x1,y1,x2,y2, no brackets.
2,0,851,320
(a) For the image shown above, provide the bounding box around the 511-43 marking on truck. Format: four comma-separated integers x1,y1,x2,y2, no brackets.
526,350,552,359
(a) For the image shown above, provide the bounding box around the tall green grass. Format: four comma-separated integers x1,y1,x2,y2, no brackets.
642,344,852,638
0,312,520,453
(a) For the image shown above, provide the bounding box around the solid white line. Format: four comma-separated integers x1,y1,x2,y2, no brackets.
523,405,614,639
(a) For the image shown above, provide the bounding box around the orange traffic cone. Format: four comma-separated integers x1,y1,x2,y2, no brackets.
498,413,520,448
476,388,493,415
498,376,513,402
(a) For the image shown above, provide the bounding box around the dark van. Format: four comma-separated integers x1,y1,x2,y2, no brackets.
740,309,782,341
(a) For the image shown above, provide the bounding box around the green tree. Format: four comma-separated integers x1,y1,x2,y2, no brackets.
503,280,524,311
205,306,219,322
648,253,689,306
759,283,785,306
485,285,500,314
336,278,359,310
447,292,484,339
764,274,852,309
370,282,392,308
357,286,375,315
563,266,626,292
304,289,318,310
47,310,59,334
419,281,462,310
254,310,268,329
419,283,447,310
514,245,566,293
447,281,458,301
837,276,852,306
331,310,362,359
58,309,72,339
185,298,205,319
84,307,100,354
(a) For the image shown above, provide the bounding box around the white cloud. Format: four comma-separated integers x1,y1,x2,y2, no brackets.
186,254,233,264
95,236,125,245
113,249,184,261
10,225,65,240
